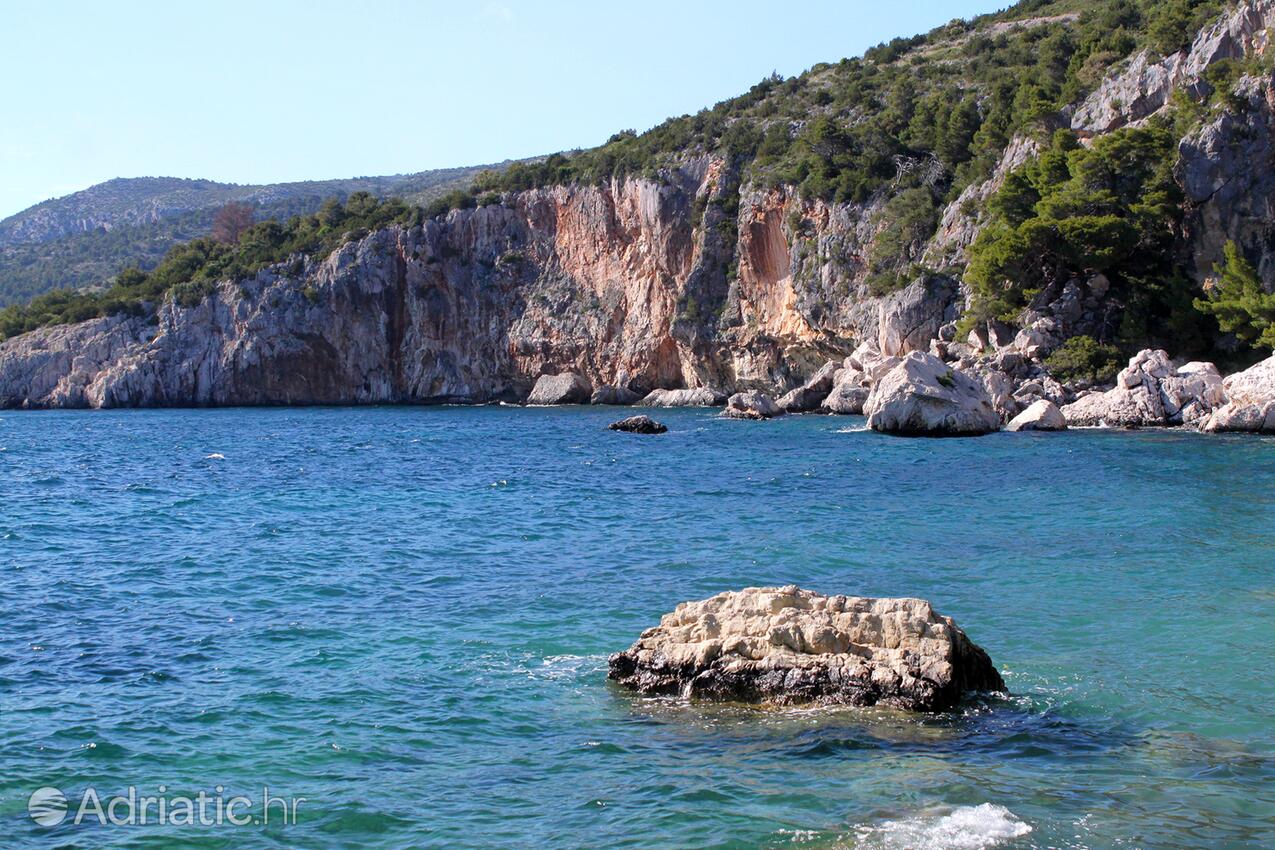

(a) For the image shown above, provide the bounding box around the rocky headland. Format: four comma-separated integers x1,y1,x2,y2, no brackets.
2,1,1275,436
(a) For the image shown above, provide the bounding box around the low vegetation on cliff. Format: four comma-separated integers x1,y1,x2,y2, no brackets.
0,194,417,339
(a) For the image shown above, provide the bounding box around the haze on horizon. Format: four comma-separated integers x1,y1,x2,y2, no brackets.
0,0,1005,219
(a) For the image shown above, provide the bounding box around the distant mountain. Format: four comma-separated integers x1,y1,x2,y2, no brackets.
0,165,513,307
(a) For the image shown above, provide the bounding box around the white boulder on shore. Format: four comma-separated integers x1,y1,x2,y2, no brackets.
723,391,783,420
1061,349,1225,428
777,361,839,413
640,387,728,407
1006,399,1067,432
865,352,1001,436
590,385,642,405
526,372,592,405
1202,353,1275,433
607,585,1004,712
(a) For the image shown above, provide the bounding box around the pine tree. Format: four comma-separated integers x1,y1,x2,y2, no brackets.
1195,241,1275,350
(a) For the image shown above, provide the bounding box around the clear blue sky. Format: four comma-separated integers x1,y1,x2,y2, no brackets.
0,0,1006,218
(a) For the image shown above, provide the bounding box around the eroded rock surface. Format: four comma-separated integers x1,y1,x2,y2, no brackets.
527,372,591,405
1006,399,1067,432
865,352,1000,436
723,391,782,420
1061,350,1225,427
608,586,1004,712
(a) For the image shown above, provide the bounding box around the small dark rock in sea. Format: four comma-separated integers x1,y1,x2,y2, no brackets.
608,415,667,435
608,585,1003,712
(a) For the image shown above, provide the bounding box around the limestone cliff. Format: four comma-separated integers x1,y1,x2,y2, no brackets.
4,0,1275,409
0,168,961,407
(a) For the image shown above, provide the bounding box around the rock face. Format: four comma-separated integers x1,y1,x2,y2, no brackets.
1071,0,1275,135
821,369,871,414
723,391,782,420
640,387,727,407
865,352,1001,436
776,361,838,413
1202,354,1275,433
527,372,592,405
1061,350,1225,428
590,385,642,405
1006,399,1067,432
820,344,898,415
608,415,667,434
607,586,1004,712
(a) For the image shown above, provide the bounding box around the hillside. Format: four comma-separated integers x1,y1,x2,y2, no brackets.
0,163,517,307
2,0,1275,420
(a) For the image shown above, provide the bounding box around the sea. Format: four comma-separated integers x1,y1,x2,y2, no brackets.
1,406,1272,849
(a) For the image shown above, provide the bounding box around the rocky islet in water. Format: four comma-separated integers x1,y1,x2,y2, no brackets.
608,586,1003,712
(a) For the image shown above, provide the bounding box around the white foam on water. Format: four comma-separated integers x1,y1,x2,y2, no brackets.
204,452,225,460
833,425,870,433
852,804,1031,850
533,653,608,681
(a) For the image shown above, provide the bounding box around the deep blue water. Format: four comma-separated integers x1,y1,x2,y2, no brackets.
1,406,1273,849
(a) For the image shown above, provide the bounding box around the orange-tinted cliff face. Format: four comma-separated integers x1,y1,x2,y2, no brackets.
0,161,969,408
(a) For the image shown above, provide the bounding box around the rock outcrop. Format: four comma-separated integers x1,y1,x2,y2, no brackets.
865,352,1001,436
1202,354,1275,433
821,367,871,414
820,344,899,415
608,414,667,434
1061,350,1225,428
723,391,782,420
640,387,727,407
1006,399,1067,432
3,4,1275,421
1071,0,1275,135
607,586,1004,712
591,385,642,405
527,372,592,405
776,361,838,413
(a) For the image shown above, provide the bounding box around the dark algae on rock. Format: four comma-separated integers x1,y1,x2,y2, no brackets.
608,586,1003,712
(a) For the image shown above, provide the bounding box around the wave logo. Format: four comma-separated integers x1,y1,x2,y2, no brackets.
28,786,68,827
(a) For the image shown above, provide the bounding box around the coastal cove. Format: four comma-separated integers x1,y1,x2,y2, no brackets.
1,405,1272,849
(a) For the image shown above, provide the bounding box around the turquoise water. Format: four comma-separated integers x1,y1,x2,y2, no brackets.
1,407,1272,849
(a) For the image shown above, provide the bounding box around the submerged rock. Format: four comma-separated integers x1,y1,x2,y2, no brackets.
1006,399,1067,432
640,387,727,407
608,415,667,434
527,372,592,405
865,352,1001,436
723,391,782,420
608,585,1003,712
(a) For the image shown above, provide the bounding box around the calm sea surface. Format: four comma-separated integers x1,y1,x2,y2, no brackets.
1,406,1272,849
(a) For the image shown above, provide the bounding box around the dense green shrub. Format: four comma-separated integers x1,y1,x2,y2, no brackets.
866,188,939,293
1044,335,1123,384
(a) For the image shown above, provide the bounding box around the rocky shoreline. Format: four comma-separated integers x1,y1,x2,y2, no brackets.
520,344,1275,437
4,1,1275,437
